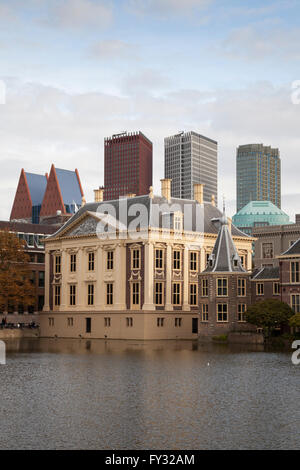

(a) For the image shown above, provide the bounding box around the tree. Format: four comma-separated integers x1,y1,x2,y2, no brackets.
0,230,35,312
246,299,294,335
289,313,300,329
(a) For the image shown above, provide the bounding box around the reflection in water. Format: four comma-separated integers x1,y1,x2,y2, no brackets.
0,338,298,450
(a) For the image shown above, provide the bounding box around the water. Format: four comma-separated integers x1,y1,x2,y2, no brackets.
0,338,299,450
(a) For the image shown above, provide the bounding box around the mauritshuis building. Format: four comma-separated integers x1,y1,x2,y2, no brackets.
164,131,218,204
236,143,281,212
39,181,254,340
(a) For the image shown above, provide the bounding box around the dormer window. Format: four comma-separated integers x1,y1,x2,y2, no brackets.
232,254,240,268
208,254,215,267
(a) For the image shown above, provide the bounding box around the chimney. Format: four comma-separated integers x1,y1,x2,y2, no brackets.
81,196,86,207
149,186,154,199
211,194,216,206
94,187,104,202
126,193,136,198
161,178,171,201
194,183,204,204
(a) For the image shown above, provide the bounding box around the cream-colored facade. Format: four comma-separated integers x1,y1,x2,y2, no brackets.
40,186,253,340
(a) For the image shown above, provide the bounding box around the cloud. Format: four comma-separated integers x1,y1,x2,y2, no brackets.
88,39,138,60
222,26,300,61
0,78,299,222
127,0,212,17
45,0,113,30
123,68,171,94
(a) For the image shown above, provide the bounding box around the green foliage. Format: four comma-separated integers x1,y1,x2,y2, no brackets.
212,334,228,342
289,313,300,328
246,299,294,331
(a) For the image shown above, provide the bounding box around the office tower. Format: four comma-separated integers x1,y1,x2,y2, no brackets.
164,131,218,203
236,144,281,212
104,131,153,201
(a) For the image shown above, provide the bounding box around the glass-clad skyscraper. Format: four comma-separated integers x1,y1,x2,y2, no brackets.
236,144,281,212
164,131,218,203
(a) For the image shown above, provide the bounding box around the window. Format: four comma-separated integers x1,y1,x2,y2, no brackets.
155,249,163,269
238,304,247,322
240,255,245,268
88,284,94,306
202,279,208,297
217,278,228,296
189,283,198,306
106,283,113,305
70,254,76,272
237,278,246,297
273,282,280,295
172,283,181,305
88,252,95,271
55,255,61,274
104,317,111,327
291,262,300,283
126,317,133,327
202,304,208,322
37,253,44,264
157,317,164,327
256,283,264,295
107,251,114,270
155,282,164,305
175,317,182,327
38,271,45,288
173,250,181,270
217,304,228,322
54,285,61,306
132,249,140,269
190,252,198,271
291,294,300,313
48,317,54,327
132,282,140,306
262,243,273,259
70,285,76,306
86,318,91,333
67,317,73,327
174,214,182,231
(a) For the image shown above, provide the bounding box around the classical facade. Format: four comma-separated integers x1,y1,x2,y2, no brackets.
40,182,254,340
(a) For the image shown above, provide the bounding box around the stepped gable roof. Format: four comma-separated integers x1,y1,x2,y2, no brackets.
25,172,48,206
203,213,246,273
47,194,252,240
55,168,83,206
251,266,280,280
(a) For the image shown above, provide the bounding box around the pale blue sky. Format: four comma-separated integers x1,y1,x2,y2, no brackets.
0,0,300,219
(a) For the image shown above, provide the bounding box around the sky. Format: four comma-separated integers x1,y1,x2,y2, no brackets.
0,0,300,221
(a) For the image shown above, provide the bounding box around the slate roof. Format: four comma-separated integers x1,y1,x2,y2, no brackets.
251,266,280,280
203,214,246,273
55,168,82,206
25,172,48,206
281,238,300,256
49,195,251,240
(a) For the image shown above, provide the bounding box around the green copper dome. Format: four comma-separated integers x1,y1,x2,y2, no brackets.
232,201,290,235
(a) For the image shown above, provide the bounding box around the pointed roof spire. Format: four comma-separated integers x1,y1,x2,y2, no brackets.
204,209,246,273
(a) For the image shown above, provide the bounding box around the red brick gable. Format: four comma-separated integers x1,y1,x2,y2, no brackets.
10,169,32,220
40,164,65,217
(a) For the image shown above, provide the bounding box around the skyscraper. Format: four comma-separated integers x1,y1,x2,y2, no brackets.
164,131,218,203
104,131,153,201
236,144,281,212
